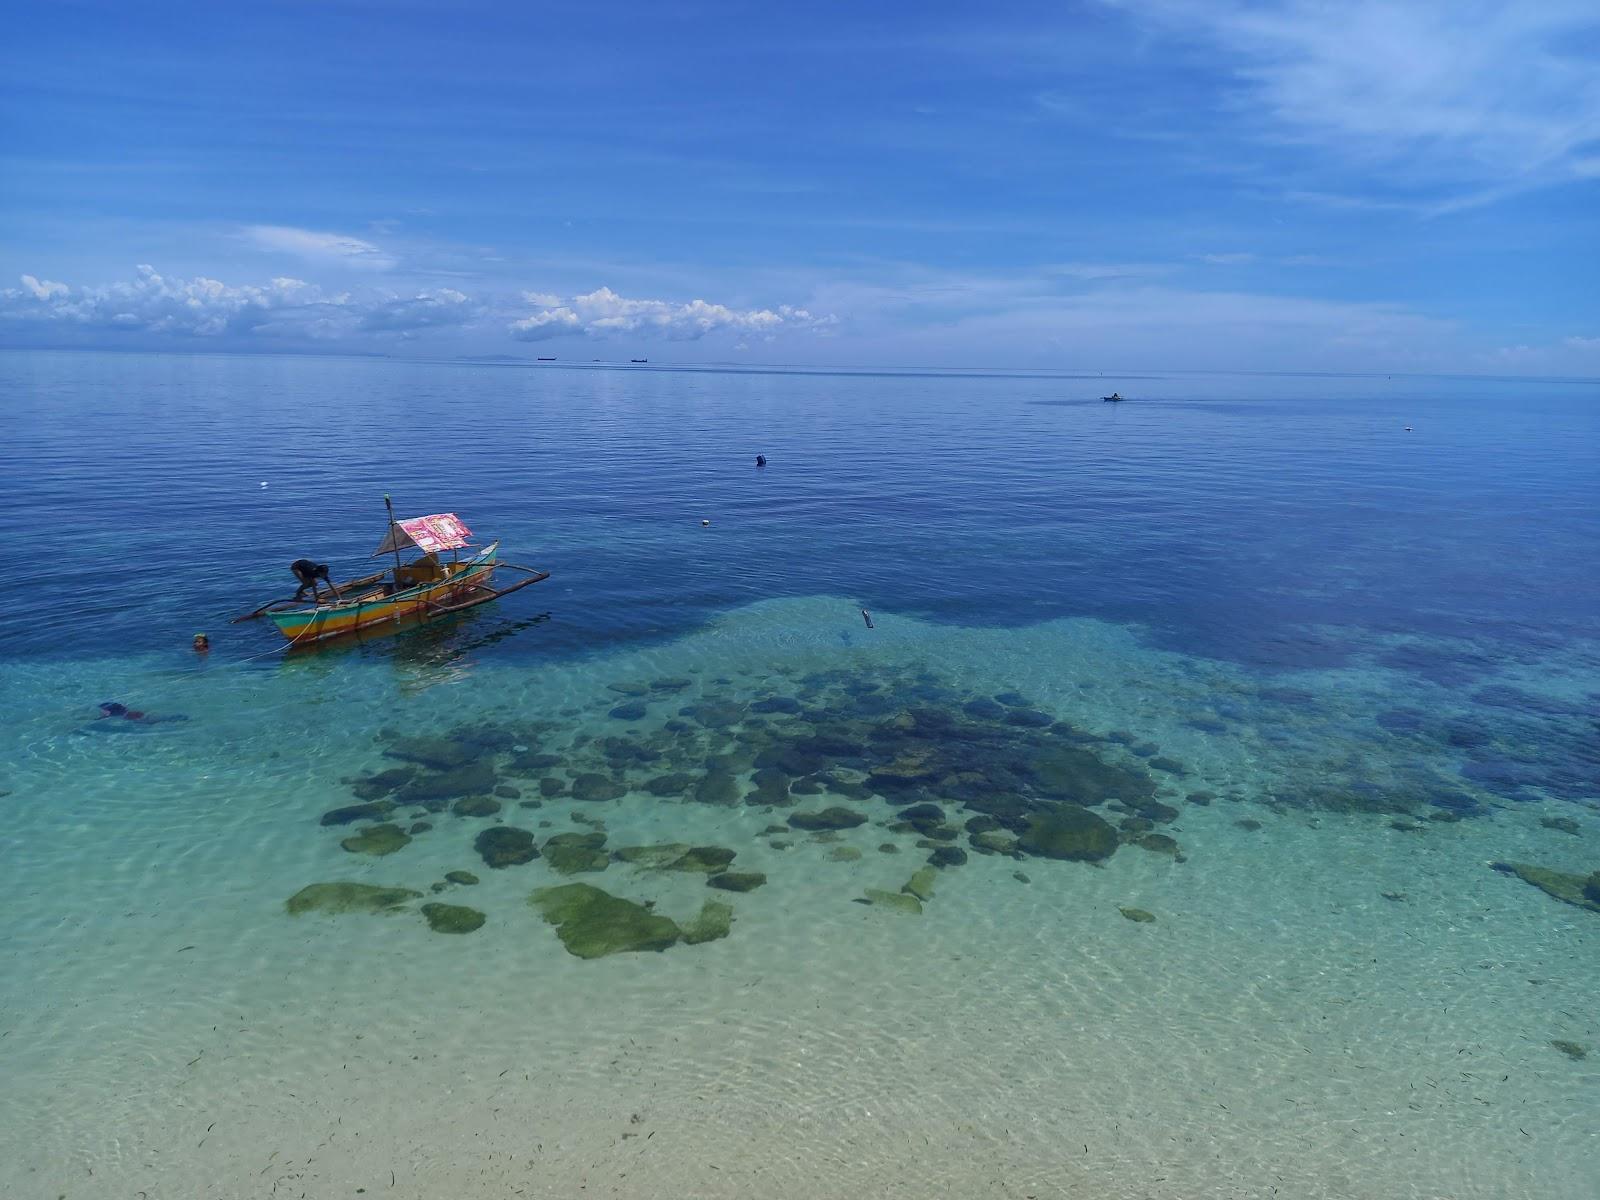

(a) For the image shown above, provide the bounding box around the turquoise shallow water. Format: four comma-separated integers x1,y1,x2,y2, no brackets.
0,351,1597,1198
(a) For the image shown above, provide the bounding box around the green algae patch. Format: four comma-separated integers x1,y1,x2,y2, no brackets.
864,888,922,914
475,826,539,869
1496,862,1600,913
444,870,480,886
286,882,422,916
613,842,692,868
707,871,766,892
903,867,937,903
340,823,412,857
421,902,486,934
682,900,735,945
530,883,681,959
1120,906,1156,923
828,845,863,862
543,831,610,875
451,795,502,818
1018,805,1119,862
1552,1039,1589,1061
665,845,737,874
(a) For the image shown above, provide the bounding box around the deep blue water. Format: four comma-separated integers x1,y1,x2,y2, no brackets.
3,350,1597,678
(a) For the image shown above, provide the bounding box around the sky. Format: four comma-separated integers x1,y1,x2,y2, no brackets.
2,0,1597,373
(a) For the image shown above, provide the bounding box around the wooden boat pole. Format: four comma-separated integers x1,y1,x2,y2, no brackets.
382,494,405,579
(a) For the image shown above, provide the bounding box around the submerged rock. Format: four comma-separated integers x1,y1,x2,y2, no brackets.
903,867,938,902
340,823,412,857
863,888,922,914
970,831,1019,855
643,772,696,796
1028,746,1156,806
708,871,766,892
444,870,479,886
571,773,626,803
1540,816,1583,837
1552,1040,1589,1061
349,767,417,801
682,899,735,944
1119,907,1156,923
451,795,502,818
1136,833,1184,860
693,770,741,806
286,882,422,916
421,902,485,934
475,826,539,869
320,801,393,827
543,831,610,875
788,806,867,831
609,701,648,721
828,846,863,862
395,761,498,803
928,846,967,868
669,845,738,873
385,735,477,770
530,883,681,958
1018,805,1119,862
1494,862,1600,913
613,842,692,868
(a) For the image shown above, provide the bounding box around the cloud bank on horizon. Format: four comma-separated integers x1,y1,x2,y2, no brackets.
1,0,1595,373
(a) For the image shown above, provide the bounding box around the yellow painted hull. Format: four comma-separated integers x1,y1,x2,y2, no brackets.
270,546,498,644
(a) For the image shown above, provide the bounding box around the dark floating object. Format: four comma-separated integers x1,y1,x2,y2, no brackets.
861,609,875,629
755,454,767,467
631,358,648,363
537,356,555,361
1101,392,1125,402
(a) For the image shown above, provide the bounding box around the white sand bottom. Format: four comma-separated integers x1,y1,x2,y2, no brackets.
0,599,1595,1198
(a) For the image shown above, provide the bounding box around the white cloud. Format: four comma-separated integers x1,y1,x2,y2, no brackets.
509,286,836,342
20,274,69,300
244,224,395,269
1109,0,1600,194
0,266,476,342
1196,252,1256,265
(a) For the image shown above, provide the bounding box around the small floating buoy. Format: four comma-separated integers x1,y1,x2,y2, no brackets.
861,609,874,629
701,519,711,527
1404,426,1412,432
260,481,268,488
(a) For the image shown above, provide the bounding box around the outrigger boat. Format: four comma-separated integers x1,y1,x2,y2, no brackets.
234,498,549,645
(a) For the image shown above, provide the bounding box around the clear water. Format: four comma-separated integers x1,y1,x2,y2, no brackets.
1,350,1597,1198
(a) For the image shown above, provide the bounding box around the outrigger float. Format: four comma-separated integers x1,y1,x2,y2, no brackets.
233,498,549,645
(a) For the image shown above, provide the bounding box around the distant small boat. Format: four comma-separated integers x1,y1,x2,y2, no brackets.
631,358,648,363
1101,392,1126,402
537,356,555,362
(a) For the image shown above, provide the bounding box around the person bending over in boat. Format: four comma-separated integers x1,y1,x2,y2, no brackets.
290,559,333,601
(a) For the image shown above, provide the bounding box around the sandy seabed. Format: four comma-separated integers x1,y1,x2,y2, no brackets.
1,599,1596,1199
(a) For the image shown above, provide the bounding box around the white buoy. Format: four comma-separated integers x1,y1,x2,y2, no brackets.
701,519,711,527
260,481,269,487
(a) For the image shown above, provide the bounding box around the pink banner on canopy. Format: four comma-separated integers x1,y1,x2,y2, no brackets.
382,513,472,555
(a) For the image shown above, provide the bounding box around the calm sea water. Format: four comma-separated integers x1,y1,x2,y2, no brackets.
1,350,1597,1198
4,351,1597,667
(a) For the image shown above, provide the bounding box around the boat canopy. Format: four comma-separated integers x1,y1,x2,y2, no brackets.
373,513,473,557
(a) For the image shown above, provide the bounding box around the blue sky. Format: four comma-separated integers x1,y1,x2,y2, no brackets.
2,0,1597,372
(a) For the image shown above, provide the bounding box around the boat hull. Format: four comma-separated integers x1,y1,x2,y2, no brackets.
269,544,499,643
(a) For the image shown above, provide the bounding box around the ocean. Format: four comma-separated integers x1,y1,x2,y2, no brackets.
1,349,1597,1198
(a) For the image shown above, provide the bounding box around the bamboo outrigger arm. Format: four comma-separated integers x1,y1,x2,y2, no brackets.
419,568,550,616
